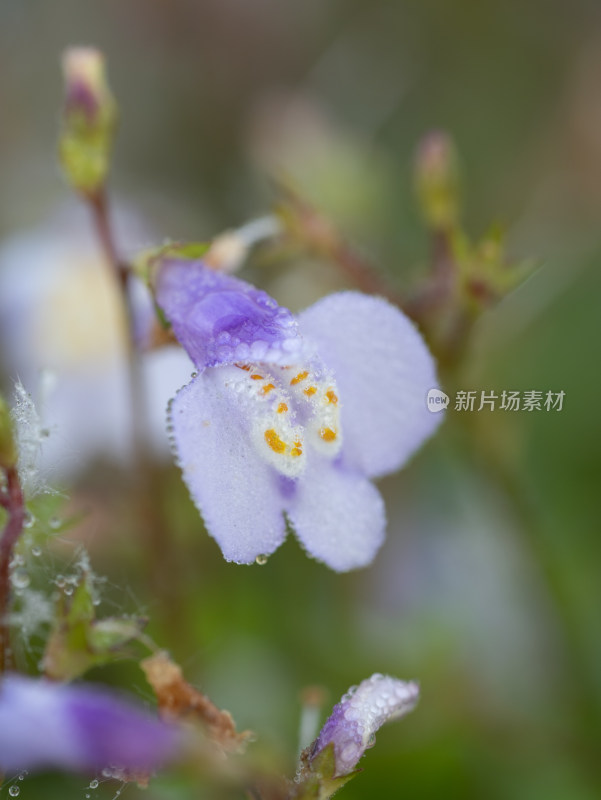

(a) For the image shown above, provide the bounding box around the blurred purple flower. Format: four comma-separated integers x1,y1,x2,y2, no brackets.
310,674,419,776
0,205,193,481
0,674,178,774
158,259,441,571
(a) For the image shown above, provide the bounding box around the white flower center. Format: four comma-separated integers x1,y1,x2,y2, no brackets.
224,361,343,478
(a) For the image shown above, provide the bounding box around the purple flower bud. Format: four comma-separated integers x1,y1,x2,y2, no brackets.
59,48,116,194
0,674,178,774
311,674,419,776
414,130,460,231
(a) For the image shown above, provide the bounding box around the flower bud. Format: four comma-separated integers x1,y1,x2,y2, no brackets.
309,674,419,777
58,47,117,196
414,131,460,232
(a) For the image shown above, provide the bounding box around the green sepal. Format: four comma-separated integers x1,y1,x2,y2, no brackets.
133,241,211,289
42,573,147,681
293,744,361,800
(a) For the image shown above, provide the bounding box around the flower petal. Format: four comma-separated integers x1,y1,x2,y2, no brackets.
288,456,386,571
297,291,441,478
169,370,288,563
156,259,305,370
0,675,177,773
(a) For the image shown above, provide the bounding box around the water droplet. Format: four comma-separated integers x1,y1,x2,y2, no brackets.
11,568,30,589
9,786,20,796
63,586,73,596
49,517,61,530
366,733,377,749
255,554,268,565
17,772,26,780
86,795,91,799
89,779,99,789
23,512,35,528
31,546,41,557
55,575,66,588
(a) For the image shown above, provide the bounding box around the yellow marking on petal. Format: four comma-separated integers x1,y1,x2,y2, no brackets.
319,427,337,442
262,383,275,395
277,402,288,414
236,364,251,371
290,370,309,385
326,390,338,404
251,374,264,381
304,386,317,397
265,428,286,454
291,440,303,457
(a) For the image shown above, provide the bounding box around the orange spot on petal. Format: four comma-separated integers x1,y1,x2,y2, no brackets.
277,403,288,414
319,427,337,442
265,429,286,454
262,383,275,395
290,370,309,385
326,390,338,404
304,386,317,397
251,374,264,381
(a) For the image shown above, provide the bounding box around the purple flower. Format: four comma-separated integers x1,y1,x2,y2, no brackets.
158,258,441,571
0,674,178,774
310,674,419,776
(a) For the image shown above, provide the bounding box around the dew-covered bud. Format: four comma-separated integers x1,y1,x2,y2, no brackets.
309,674,419,776
414,130,460,232
59,47,117,196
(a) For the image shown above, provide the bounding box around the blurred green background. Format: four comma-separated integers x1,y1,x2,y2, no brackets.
1,0,601,798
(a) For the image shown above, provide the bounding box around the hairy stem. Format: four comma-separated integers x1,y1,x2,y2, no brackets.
0,467,25,672
85,189,181,634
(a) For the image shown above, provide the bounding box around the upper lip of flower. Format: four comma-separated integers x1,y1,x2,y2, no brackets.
156,256,442,572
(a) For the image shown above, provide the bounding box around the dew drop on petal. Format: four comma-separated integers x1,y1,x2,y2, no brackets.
366,733,377,749
9,786,20,796
89,779,99,789
255,554,269,565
